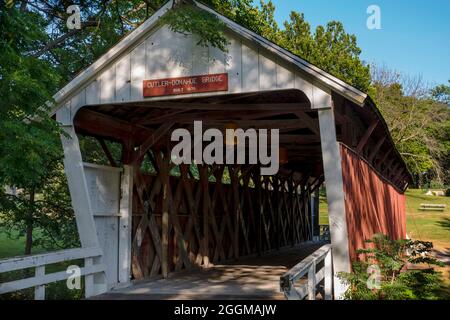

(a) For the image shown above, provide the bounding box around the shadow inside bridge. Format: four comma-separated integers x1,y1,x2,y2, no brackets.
92,242,325,300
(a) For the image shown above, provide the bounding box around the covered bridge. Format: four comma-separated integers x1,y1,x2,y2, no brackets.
0,0,410,300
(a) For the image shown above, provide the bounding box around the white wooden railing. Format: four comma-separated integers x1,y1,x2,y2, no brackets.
0,247,105,300
280,244,333,300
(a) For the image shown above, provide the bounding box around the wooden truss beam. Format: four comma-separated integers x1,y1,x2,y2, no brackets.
356,119,379,154
129,102,311,111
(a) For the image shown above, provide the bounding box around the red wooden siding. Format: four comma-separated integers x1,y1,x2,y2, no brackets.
340,144,406,261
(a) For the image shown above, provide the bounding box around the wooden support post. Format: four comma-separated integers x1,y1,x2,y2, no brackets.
307,262,316,300
317,106,351,299
200,166,210,267
161,155,170,278
118,165,133,284
34,266,45,300
56,112,107,296
324,249,333,300
230,166,240,260
311,189,320,241
84,257,94,298
255,167,263,255
273,176,280,250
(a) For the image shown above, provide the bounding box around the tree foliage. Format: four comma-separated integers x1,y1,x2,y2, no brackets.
371,65,450,186
339,234,446,300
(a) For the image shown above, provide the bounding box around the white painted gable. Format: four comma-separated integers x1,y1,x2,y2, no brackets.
54,0,366,124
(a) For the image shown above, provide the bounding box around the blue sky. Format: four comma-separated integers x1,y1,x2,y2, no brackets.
267,0,450,86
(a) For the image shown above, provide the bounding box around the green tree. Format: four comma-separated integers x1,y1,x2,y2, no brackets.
431,80,450,105
0,3,75,254
282,13,371,91
371,65,450,186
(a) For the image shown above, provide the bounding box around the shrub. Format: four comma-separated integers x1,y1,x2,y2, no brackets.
338,233,445,300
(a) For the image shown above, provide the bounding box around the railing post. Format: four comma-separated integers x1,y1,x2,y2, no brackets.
34,266,45,300
84,257,94,298
324,249,333,300
307,262,316,300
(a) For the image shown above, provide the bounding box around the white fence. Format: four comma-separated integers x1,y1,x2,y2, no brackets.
280,244,333,300
0,247,105,300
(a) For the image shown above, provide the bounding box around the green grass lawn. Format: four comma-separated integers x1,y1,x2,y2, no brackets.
318,189,449,248
404,189,450,250
0,228,48,259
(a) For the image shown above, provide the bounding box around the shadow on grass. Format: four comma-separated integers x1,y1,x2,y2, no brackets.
437,217,450,231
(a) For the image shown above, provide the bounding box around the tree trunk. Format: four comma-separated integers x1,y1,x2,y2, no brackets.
24,188,35,255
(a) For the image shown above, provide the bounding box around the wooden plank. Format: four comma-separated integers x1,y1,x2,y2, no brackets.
226,37,242,93
241,42,259,92
294,110,320,135
368,136,386,163
130,42,146,101
97,138,118,167
0,247,102,273
100,65,116,104
115,54,131,103
134,122,173,163
259,52,277,90
85,80,100,105
209,42,226,74
277,61,295,89
131,102,310,111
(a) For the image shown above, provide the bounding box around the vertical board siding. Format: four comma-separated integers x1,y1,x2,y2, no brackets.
340,144,406,261
115,55,131,103
58,101,72,125
148,26,193,79
65,26,318,111
258,52,277,90
295,72,313,102
276,60,295,89
241,42,259,92
208,45,226,74
100,65,116,104
84,164,122,288
192,36,209,75
85,79,100,105
94,216,119,287
130,42,146,101
226,37,242,93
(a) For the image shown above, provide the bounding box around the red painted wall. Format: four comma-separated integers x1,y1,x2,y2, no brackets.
340,144,406,261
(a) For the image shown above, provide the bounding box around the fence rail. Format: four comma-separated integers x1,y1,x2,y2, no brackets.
280,244,332,300
0,247,105,300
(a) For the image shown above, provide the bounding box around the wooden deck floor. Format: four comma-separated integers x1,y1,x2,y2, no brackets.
93,242,325,300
